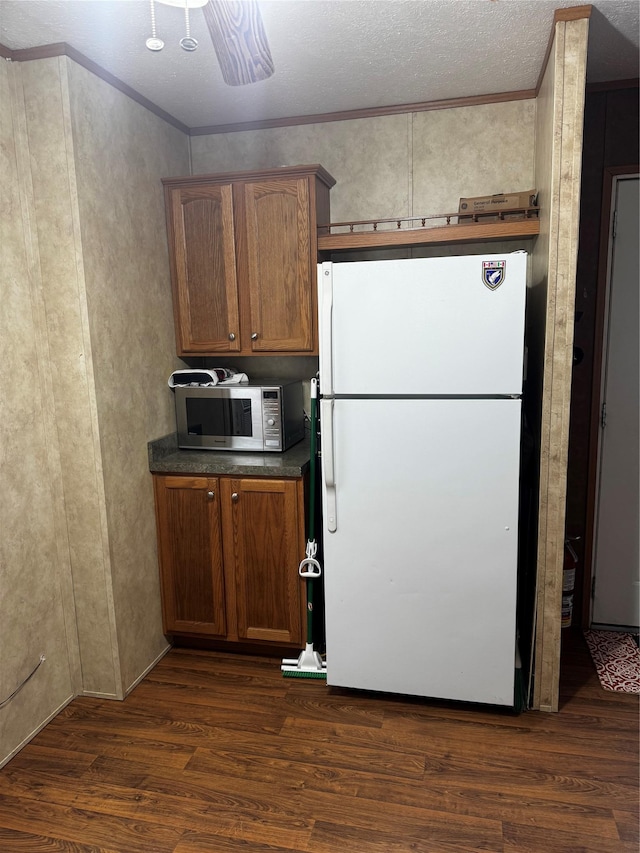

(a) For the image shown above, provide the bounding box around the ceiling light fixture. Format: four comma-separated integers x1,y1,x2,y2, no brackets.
145,0,165,51
155,0,208,6
179,0,198,51
146,0,275,86
147,0,205,52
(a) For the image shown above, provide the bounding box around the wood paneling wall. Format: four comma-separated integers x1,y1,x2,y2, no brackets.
531,16,589,712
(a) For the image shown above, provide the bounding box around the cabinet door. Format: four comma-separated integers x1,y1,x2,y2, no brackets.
154,476,226,636
222,478,305,644
167,184,241,354
243,178,315,353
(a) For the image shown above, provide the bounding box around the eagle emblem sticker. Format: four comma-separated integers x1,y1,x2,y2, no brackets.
483,260,506,290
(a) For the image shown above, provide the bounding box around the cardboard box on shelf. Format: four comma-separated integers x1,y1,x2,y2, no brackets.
458,190,538,222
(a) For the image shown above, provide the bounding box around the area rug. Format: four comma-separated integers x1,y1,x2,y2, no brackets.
584,630,640,694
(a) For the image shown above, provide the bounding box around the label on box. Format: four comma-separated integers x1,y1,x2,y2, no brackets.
459,190,537,213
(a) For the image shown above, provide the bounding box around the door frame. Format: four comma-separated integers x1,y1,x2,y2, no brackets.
581,165,639,627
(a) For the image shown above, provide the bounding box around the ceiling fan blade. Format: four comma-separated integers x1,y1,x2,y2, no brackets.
203,0,274,86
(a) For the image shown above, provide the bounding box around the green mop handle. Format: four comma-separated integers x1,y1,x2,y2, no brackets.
303,378,319,645
308,378,317,543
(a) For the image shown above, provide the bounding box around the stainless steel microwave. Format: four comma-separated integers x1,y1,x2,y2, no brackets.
174,380,305,452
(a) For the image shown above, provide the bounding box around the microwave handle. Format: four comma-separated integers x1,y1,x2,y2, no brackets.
319,263,333,396
321,399,337,533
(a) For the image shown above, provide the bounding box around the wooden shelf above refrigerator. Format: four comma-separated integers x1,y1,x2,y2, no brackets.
317,210,540,254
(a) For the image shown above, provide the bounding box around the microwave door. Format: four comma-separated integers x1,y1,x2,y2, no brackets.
221,389,264,449
179,387,264,450
184,396,234,440
244,391,264,448
230,398,253,437
185,396,226,437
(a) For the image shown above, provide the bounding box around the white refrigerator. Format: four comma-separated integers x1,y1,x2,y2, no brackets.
318,253,527,706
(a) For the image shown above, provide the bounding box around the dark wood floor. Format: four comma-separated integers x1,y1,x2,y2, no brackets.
1,629,637,852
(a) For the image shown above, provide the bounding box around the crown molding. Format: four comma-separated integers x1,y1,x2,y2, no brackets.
536,4,592,96
554,4,592,23
2,41,189,134
189,89,536,136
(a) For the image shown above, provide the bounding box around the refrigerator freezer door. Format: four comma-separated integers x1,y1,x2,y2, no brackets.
320,396,521,706
319,254,527,396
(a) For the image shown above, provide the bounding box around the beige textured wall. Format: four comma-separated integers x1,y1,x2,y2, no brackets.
190,99,536,224
21,57,121,697
66,60,190,693
0,61,77,765
532,19,589,712
412,100,536,218
2,51,189,768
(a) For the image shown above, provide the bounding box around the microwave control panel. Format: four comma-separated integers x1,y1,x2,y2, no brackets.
262,390,283,449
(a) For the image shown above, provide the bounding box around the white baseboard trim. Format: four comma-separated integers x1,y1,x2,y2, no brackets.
1,644,174,767
80,689,120,699
124,643,172,697
0,692,75,769
81,643,172,700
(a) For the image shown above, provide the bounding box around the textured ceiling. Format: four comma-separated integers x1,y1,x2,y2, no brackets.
0,0,638,130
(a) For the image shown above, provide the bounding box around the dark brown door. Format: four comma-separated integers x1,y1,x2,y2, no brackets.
154,476,226,636
222,477,305,644
242,178,315,353
167,184,241,354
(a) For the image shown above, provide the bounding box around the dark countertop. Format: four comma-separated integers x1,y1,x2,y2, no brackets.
148,433,311,478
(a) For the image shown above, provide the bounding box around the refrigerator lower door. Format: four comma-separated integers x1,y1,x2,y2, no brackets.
320,397,521,706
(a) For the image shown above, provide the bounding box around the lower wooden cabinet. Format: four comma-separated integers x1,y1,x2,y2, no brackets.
153,474,306,649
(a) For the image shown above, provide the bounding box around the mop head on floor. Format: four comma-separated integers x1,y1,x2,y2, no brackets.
281,644,327,679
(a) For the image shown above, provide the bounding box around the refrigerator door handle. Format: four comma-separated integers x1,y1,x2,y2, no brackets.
323,399,337,532
319,263,333,396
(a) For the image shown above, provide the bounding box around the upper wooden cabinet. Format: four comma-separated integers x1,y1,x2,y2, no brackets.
165,183,240,355
163,165,335,356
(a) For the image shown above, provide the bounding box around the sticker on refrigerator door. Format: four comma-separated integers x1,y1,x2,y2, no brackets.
482,260,506,290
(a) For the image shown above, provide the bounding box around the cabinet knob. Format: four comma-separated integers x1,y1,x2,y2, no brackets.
228,332,236,341
231,492,239,502
250,332,259,341
207,491,215,500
